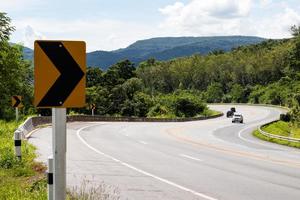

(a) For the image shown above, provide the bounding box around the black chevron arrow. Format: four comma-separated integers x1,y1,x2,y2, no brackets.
37,41,84,107
13,96,21,107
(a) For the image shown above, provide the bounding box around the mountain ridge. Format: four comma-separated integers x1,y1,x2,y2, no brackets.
20,35,266,70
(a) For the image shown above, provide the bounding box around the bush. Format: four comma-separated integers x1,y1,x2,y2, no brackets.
147,104,172,118
148,91,207,118
280,113,291,122
174,96,205,117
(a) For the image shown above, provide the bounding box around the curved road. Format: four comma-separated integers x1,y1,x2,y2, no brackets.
29,105,300,200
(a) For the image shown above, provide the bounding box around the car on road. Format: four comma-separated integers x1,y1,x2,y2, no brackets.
232,113,243,123
226,107,236,118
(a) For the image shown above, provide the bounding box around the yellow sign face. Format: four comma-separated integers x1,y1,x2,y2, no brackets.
12,96,23,108
34,40,86,108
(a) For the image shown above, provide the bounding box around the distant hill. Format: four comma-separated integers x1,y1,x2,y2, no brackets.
23,46,33,60
21,36,266,70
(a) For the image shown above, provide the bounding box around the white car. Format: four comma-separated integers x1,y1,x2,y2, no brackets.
232,113,243,123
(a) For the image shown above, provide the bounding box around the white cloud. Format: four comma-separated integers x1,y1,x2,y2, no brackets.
22,25,45,48
259,0,272,8
0,0,42,11
8,0,300,51
158,0,300,39
158,0,252,36
11,18,159,51
253,7,300,38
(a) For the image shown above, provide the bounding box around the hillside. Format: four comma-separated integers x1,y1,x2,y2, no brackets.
87,36,265,69
21,36,265,70
23,46,33,60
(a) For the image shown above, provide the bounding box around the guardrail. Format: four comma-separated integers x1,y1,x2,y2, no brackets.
258,121,300,143
18,113,223,139
209,103,290,112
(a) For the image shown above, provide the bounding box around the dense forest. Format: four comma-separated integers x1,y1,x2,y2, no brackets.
1,12,300,124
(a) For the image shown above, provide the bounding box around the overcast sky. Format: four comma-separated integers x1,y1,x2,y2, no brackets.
1,0,300,52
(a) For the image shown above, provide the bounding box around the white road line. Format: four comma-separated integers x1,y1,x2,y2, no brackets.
77,124,218,200
139,141,147,145
237,123,287,150
179,154,204,162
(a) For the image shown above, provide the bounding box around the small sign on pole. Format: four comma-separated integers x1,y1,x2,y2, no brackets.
12,95,23,121
91,104,96,116
34,40,86,199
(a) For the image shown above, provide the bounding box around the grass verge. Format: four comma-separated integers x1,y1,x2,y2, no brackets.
261,121,300,139
0,120,47,199
253,130,300,149
0,119,122,200
202,109,222,117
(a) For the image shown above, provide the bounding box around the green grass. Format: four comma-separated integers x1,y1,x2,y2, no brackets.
291,128,300,139
253,130,300,148
202,109,222,117
261,121,300,139
0,120,47,200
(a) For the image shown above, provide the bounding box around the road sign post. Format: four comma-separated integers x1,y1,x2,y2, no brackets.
34,40,86,200
52,108,66,200
12,95,23,121
15,107,19,121
91,104,95,116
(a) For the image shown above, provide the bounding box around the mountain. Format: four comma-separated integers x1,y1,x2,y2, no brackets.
23,46,34,60
87,36,265,69
21,36,266,70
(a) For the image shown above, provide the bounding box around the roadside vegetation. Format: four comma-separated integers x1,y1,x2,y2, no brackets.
262,121,300,139
253,130,300,149
253,118,300,148
0,120,48,199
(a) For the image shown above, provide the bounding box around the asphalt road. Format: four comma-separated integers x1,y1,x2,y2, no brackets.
29,105,300,200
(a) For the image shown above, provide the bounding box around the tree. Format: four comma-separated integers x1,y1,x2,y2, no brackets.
230,84,245,103
86,67,103,87
103,59,135,87
0,13,32,119
290,25,300,37
206,83,224,103
0,12,15,41
122,78,143,100
174,96,205,117
289,36,300,71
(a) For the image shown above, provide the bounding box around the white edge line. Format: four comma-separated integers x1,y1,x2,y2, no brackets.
76,124,218,200
237,124,287,150
180,154,204,162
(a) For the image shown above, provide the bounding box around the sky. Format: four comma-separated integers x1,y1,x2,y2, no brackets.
1,0,300,52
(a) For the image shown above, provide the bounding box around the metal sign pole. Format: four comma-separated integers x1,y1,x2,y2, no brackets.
92,108,94,116
15,107,19,121
52,108,67,200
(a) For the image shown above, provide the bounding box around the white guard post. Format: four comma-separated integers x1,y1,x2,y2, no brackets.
14,129,22,160
48,156,54,200
52,108,67,200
